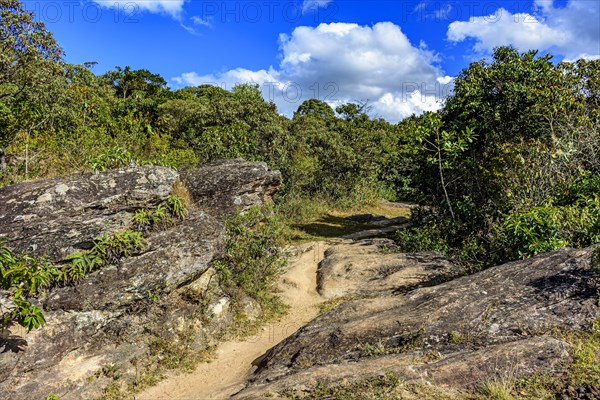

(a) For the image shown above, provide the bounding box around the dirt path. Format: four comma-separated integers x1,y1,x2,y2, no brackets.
138,241,329,400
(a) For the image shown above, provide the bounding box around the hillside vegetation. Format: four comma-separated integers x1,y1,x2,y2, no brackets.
1,0,599,270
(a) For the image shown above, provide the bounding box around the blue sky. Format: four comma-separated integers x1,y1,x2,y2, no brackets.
24,0,600,121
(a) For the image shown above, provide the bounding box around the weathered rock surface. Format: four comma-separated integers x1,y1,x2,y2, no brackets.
237,246,600,398
181,159,281,217
317,239,461,298
0,159,281,400
43,212,224,312
0,166,178,261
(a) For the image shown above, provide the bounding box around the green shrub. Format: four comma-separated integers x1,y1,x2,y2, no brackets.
503,200,600,258
215,206,287,313
132,195,188,232
87,146,134,172
0,243,54,331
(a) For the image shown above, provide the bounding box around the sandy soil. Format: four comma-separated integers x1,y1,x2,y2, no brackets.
138,241,329,400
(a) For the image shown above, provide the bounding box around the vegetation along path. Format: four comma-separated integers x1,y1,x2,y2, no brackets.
138,241,331,400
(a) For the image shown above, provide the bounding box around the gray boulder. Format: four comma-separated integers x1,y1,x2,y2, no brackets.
0,159,281,400
181,159,282,217
237,246,600,398
0,166,178,261
317,239,461,298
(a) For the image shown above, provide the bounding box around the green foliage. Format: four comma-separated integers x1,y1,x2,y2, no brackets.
132,208,152,230
477,376,516,400
158,83,282,165
215,206,287,311
568,320,600,388
5,288,46,331
400,47,600,270
87,146,133,172
0,246,55,296
93,230,146,264
0,242,53,331
60,251,103,283
1,0,64,148
448,331,463,344
1,229,146,331
165,195,187,220
39,230,144,287
132,195,187,232
285,372,411,400
503,200,600,258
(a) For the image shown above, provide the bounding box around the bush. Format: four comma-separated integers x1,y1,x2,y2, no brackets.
0,243,54,331
215,206,287,313
502,199,600,259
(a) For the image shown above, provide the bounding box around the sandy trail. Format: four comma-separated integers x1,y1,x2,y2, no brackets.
138,241,329,400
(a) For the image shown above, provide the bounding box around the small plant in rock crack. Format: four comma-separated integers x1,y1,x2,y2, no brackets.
132,209,153,232
358,341,390,357
448,330,463,344
132,195,188,232
60,251,103,283
1,243,55,332
96,231,146,263
58,230,145,284
166,195,187,220
2,289,47,332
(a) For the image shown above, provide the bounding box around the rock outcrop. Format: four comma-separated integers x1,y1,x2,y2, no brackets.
0,166,179,261
0,160,281,400
317,239,461,298
237,246,600,398
180,159,281,217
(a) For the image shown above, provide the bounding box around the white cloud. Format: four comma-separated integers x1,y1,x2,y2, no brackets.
173,22,452,122
302,0,333,14
190,15,212,27
447,0,600,60
92,0,187,18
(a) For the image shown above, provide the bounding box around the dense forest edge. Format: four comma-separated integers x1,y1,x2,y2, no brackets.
1,0,599,398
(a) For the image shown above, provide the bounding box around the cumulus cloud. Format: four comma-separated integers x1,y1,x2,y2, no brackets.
173,22,452,122
447,0,600,60
92,0,187,18
302,0,333,13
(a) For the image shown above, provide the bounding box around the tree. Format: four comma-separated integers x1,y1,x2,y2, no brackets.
0,0,63,95
0,0,65,171
103,66,167,100
294,99,335,120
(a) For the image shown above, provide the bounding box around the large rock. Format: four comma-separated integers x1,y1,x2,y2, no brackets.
317,239,461,298
237,246,600,398
0,160,281,400
43,212,224,312
0,166,178,261
181,159,281,217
